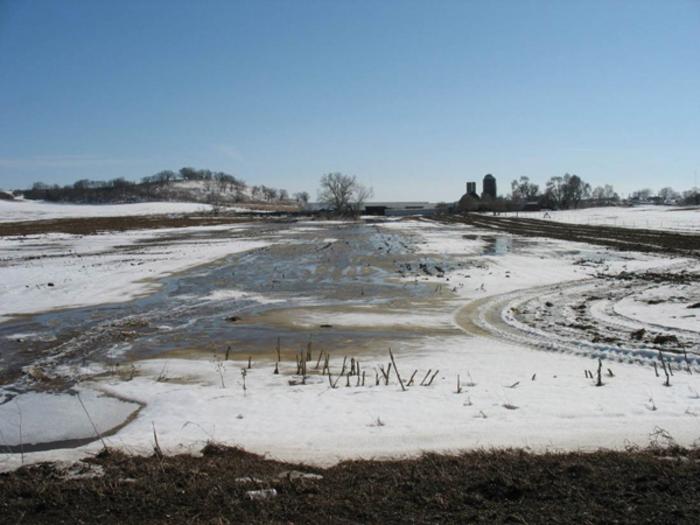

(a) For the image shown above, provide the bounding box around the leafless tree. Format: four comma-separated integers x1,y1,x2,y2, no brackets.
544,176,565,208
510,176,540,207
658,187,679,204
632,188,653,201
251,185,263,201
562,174,590,208
544,174,590,209
317,173,373,216
349,183,373,215
682,187,699,205
294,191,310,207
591,184,619,203
261,185,277,202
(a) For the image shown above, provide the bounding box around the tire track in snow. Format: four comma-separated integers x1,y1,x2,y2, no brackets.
454,278,700,370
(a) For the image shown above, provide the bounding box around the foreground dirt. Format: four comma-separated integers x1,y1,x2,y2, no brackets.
2,446,699,524
446,214,700,256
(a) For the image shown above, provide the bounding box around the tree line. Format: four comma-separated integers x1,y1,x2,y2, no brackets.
508,173,618,210
21,167,310,206
628,186,699,205
508,175,699,210
458,173,700,212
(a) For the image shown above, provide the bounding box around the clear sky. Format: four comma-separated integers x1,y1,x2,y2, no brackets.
1,0,698,200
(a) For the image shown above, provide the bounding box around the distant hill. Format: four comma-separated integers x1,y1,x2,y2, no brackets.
18,168,308,209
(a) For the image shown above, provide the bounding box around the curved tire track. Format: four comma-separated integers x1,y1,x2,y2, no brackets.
455,278,700,370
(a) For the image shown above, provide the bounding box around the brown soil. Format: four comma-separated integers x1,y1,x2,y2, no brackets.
602,271,700,284
0,214,262,237
2,445,699,524
445,214,700,256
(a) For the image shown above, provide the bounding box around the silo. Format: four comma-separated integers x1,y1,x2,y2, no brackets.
482,174,497,199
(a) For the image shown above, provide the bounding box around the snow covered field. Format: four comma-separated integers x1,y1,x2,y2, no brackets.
1,217,699,471
0,199,219,222
0,225,269,322
4,335,697,468
501,205,700,232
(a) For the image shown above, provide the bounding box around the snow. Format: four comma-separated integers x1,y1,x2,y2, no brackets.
1,217,699,471
0,388,139,447
0,225,269,322
379,219,603,299
500,205,700,233
197,289,286,305
0,200,217,222
169,180,252,200
614,285,700,334
2,335,699,470
109,344,700,460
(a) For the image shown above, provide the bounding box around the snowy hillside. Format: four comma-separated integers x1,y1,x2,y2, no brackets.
17,170,300,209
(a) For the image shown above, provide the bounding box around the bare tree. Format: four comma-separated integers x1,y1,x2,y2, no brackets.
294,191,310,207
317,173,373,216
318,173,355,212
349,183,373,215
261,186,277,202
658,187,679,204
179,167,199,181
545,174,590,209
561,174,590,208
510,176,540,207
154,170,177,185
251,185,263,201
632,188,653,201
544,176,565,209
682,187,699,205
591,184,619,203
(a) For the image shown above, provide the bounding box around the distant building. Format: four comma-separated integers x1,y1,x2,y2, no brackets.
458,181,480,212
482,174,497,199
522,201,542,211
350,202,438,217
306,201,436,216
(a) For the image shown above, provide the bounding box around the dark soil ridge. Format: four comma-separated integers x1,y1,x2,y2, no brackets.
0,214,266,237
2,445,699,524
600,270,700,284
445,215,700,257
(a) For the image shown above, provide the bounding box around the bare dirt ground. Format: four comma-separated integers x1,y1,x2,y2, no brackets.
0,214,261,237
2,444,699,524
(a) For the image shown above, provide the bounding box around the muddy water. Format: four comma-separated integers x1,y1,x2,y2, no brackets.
0,221,476,387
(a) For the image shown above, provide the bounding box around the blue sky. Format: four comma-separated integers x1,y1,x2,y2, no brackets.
1,0,698,200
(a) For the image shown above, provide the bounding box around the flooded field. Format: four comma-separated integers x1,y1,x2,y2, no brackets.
2,221,464,386
1,217,699,468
